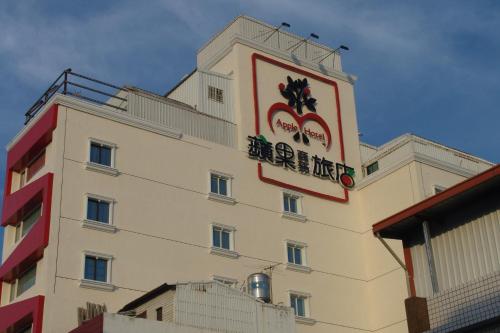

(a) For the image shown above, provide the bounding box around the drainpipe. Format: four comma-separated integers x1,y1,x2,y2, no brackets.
375,233,411,297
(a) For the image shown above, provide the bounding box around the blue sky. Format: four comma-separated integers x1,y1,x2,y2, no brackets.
0,0,499,258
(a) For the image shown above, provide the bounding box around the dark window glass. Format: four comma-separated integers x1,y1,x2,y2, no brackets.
96,259,107,282
221,230,230,250
84,257,96,280
294,247,302,265
90,143,112,166
284,194,298,213
366,161,379,175
210,175,218,193
289,197,297,213
87,198,110,224
213,228,221,247
17,266,36,296
156,307,163,321
219,178,227,196
22,206,41,238
84,256,108,282
290,295,306,317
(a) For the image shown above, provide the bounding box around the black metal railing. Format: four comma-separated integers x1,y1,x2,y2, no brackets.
24,68,128,124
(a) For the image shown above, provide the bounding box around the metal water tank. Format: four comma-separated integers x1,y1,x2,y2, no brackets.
247,273,271,303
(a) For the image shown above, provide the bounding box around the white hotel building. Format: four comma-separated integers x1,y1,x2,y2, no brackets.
0,16,495,333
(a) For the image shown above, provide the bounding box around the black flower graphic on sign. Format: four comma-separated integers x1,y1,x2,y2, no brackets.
278,76,317,115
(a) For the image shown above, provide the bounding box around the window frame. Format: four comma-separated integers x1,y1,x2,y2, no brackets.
208,85,224,104
281,190,306,222
288,290,315,324
285,240,311,273
80,251,114,291
14,204,43,244
85,138,119,176
366,161,379,176
207,171,235,204
82,194,117,233
10,264,37,301
209,223,238,259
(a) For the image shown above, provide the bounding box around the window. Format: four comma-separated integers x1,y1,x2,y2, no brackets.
210,223,238,258
15,206,42,243
213,226,231,250
17,150,46,188
290,293,310,318
283,193,299,214
366,161,379,175
11,265,37,298
86,198,110,224
90,142,112,167
27,150,45,181
156,307,163,321
208,171,235,204
287,243,304,266
211,173,228,196
80,252,114,291
208,86,224,103
84,255,109,283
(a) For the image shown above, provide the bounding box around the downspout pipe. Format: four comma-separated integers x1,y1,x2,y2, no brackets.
375,232,412,297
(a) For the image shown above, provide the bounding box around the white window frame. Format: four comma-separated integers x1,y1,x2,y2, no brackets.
82,193,117,233
85,138,119,176
209,223,238,259
80,250,115,291
13,204,43,245
207,170,235,205
288,290,315,325
285,240,311,273
281,190,306,222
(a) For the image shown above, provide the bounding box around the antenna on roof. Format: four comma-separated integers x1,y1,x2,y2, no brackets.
312,44,349,68
253,22,291,49
287,33,319,57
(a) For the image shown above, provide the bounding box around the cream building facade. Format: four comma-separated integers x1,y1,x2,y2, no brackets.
0,16,494,333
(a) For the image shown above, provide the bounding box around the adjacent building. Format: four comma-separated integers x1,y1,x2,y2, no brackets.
373,165,500,333
0,15,495,333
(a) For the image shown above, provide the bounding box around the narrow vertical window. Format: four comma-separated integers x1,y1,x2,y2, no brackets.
156,307,163,321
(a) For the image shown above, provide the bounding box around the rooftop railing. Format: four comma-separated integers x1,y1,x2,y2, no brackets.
24,68,128,125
